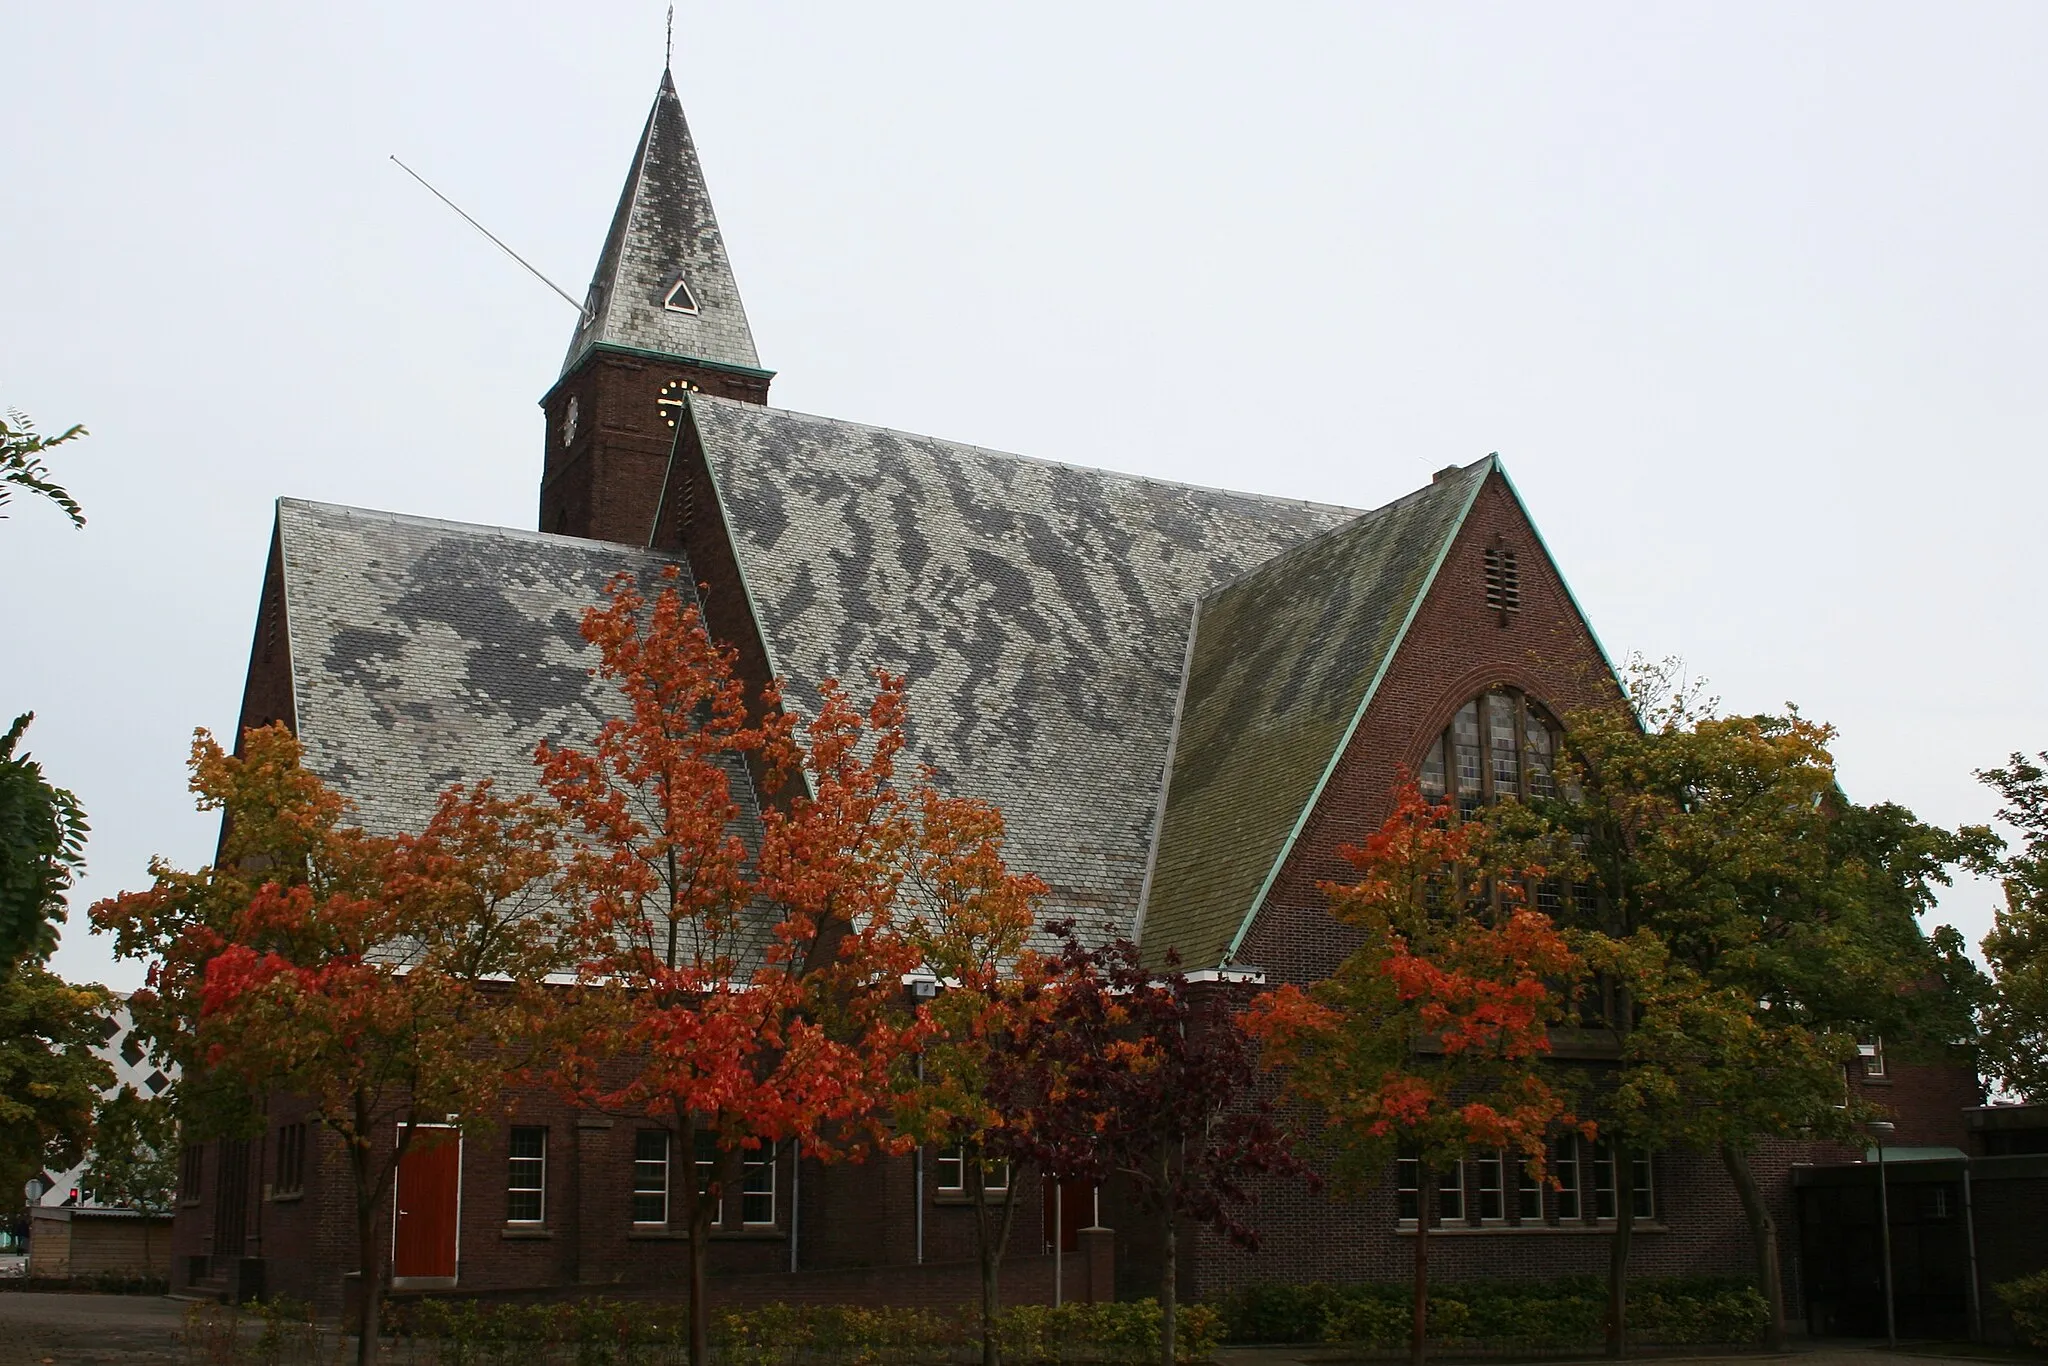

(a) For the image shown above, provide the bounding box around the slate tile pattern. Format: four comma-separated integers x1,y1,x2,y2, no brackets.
691,398,1365,945
1138,458,1493,969
276,498,764,841
561,69,761,378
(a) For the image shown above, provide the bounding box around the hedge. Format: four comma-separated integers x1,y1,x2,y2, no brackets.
1996,1269,2048,1350
183,1296,1221,1366
1215,1275,1768,1351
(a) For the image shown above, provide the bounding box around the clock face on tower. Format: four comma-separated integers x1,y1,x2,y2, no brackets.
657,379,698,428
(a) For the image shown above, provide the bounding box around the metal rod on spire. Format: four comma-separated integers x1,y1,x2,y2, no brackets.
389,155,587,321
666,6,674,69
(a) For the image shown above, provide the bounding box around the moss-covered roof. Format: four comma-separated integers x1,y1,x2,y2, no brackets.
1136,457,1495,968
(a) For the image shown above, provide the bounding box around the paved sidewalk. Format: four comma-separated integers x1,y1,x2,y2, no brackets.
1214,1349,2032,1366
0,1293,184,1366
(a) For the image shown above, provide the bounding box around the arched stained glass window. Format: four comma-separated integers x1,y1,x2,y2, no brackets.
1416,687,1564,813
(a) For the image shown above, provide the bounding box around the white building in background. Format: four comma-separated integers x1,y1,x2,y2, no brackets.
31,995,175,1208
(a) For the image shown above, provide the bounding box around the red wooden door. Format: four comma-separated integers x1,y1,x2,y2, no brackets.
1042,1177,1093,1253
393,1132,460,1279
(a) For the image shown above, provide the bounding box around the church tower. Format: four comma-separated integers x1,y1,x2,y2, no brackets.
539,67,773,544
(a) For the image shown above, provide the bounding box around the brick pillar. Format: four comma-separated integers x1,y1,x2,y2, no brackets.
574,1114,613,1284
1079,1227,1115,1304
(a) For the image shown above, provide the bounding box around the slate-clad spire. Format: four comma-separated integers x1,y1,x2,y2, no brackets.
561,69,761,377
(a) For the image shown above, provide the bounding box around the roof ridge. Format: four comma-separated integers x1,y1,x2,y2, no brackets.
1190,455,1495,610
688,393,1370,518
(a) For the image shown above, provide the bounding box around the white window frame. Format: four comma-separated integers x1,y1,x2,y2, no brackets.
935,1144,1008,1197
506,1126,546,1225
741,1151,776,1227
632,1130,669,1226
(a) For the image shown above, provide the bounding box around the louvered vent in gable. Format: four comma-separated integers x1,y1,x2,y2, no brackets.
1484,543,1520,617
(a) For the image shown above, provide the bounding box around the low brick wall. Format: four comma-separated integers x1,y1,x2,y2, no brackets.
27,1208,173,1279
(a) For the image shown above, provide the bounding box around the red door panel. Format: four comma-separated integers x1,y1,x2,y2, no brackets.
393,1132,460,1279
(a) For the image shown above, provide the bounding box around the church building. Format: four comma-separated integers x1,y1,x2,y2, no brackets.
168,64,1973,1322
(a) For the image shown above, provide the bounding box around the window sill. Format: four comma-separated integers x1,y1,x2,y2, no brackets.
502,1227,553,1240
1397,1222,1668,1235
933,1193,1013,1207
268,1192,304,1204
626,1228,786,1242
1861,1077,1893,1087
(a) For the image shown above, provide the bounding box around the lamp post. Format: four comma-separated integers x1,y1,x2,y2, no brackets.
1869,1119,1897,1349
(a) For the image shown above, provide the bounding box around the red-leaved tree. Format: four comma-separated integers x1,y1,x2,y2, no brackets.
1249,783,1582,1366
91,725,566,1366
540,569,1032,1366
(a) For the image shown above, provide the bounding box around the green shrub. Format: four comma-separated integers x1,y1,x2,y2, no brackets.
1996,1270,2048,1350
362,1295,1213,1366
1219,1274,1765,1351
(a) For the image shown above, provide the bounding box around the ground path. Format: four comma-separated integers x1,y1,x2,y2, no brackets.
0,1296,2031,1366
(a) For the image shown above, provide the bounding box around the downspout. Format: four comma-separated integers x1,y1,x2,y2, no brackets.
789,1139,800,1274
1962,1158,1983,1340
915,1055,925,1265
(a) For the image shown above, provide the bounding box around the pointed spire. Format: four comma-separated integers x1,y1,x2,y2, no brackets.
561,69,762,377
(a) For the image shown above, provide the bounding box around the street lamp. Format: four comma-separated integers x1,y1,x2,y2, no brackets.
1869,1119,1897,1349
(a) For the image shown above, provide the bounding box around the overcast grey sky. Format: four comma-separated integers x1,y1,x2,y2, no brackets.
5,2,2042,991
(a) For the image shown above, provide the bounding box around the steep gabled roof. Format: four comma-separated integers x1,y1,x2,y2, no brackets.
1137,458,1496,969
272,498,762,841
561,69,763,378
686,397,1363,942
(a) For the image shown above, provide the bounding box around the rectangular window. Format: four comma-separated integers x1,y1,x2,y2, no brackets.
1395,1151,1463,1224
273,1123,306,1197
180,1144,204,1204
1861,1037,1886,1078
1488,692,1520,797
1524,712,1557,800
1593,1141,1654,1221
693,1130,716,1208
935,1145,1006,1196
1476,1152,1504,1221
741,1151,775,1226
1437,1161,1465,1222
1516,1158,1542,1222
1553,1138,1580,1221
1419,737,1447,801
633,1130,669,1225
1452,703,1483,817
507,1127,545,1223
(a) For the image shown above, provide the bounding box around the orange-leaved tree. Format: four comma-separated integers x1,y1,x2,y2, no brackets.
886,788,1050,1366
538,568,956,1366
1249,782,1582,1366
91,725,567,1365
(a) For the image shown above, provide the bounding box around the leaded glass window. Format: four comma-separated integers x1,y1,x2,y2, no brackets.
1416,688,1564,812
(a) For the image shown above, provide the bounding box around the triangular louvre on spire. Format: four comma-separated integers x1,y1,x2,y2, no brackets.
561,69,761,377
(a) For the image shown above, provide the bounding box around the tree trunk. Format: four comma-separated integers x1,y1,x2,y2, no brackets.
1412,1162,1431,1366
688,1124,711,1366
1719,1142,1786,1351
353,1097,400,1366
1606,1143,1635,1358
1160,1150,1178,1366
969,1157,1019,1366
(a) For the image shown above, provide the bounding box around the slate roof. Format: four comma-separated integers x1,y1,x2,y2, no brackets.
1136,458,1495,968
687,397,1365,943
561,69,762,378
272,499,763,841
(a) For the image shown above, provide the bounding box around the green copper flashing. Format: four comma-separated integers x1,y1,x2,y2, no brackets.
1219,456,1497,966
540,341,777,407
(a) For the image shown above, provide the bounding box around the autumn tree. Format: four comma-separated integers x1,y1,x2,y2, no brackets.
1088,946,1306,1366
1976,753,2048,1102
1250,784,1580,1366
91,725,567,1366
1529,661,1988,1350
888,810,1051,1366
539,570,955,1366
0,964,110,1210
0,713,87,974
